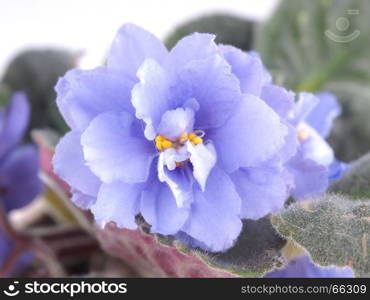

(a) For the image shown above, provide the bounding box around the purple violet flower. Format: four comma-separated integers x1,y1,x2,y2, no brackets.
244,53,345,201
286,92,346,200
53,24,298,252
0,93,43,212
0,92,42,272
265,254,354,278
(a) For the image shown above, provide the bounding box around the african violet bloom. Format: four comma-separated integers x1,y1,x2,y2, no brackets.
245,54,345,200
286,92,346,200
0,93,42,212
54,24,298,252
218,50,345,204
265,254,354,278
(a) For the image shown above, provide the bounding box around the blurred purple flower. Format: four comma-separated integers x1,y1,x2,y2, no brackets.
0,92,42,273
0,93,43,212
0,228,32,274
286,92,346,200
265,255,354,278
247,54,345,200
53,24,297,252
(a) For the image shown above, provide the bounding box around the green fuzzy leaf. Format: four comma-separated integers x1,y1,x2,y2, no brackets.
256,0,370,161
134,212,286,277
198,216,286,277
134,215,286,277
165,13,255,51
331,152,370,198
272,194,370,277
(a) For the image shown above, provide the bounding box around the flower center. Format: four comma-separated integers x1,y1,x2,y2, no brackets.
155,132,203,151
298,129,309,141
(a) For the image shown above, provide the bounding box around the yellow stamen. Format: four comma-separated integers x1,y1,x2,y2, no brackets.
162,140,173,150
155,135,173,151
155,131,203,151
191,136,203,145
188,133,196,141
156,141,163,151
298,130,309,141
155,136,164,143
188,132,203,145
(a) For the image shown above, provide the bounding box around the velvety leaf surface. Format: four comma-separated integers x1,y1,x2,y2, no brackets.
95,216,287,278
199,217,286,277
272,194,370,277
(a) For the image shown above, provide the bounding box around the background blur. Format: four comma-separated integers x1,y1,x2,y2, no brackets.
0,0,278,74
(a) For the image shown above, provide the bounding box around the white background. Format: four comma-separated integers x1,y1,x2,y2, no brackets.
0,0,278,75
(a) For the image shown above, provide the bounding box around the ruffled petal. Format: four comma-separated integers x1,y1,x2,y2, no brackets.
0,145,42,212
131,59,179,140
161,147,190,171
108,23,168,79
231,166,289,220
275,122,299,163
71,189,96,210
261,84,295,119
288,152,329,200
181,167,242,252
299,123,335,166
208,95,288,173
91,181,143,229
56,67,135,132
0,92,29,158
305,92,341,138
249,51,272,85
140,179,190,235
167,33,218,74
292,92,319,125
219,45,264,96
157,107,195,140
157,153,194,208
179,54,242,129
81,111,156,183
187,141,217,191
53,131,101,196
